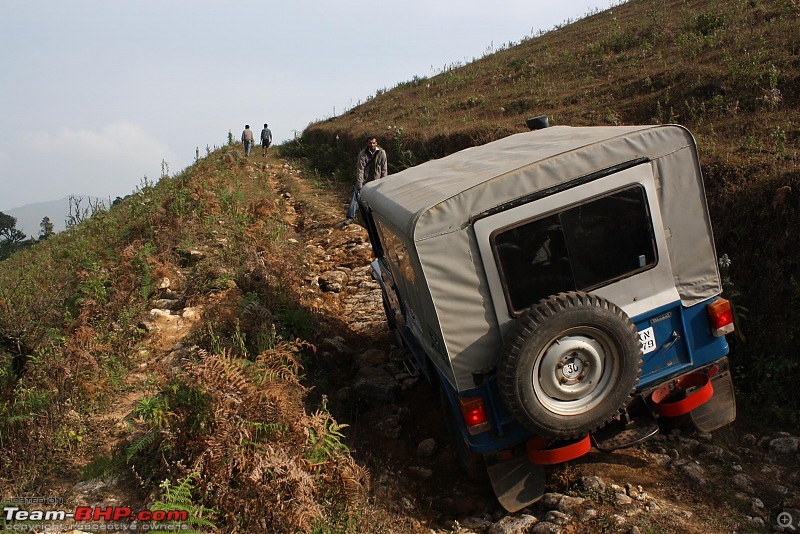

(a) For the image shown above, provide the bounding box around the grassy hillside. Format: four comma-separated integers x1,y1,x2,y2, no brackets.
0,146,373,532
298,0,800,423
0,0,798,531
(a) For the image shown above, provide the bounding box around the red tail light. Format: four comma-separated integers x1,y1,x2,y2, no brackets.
459,396,490,435
707,297,734,337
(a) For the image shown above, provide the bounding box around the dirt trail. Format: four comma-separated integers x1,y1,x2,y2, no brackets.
267,155,800,533
47,153,797,534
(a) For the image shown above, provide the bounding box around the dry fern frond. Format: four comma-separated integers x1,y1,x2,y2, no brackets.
190,349,258,401
241,301,274,324
339,456,371,507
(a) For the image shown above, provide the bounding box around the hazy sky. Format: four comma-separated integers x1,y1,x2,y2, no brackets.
1,0,610,210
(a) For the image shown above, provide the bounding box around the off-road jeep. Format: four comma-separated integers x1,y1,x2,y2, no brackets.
358,121,736,511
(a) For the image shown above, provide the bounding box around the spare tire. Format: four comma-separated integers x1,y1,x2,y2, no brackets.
498,292,642,439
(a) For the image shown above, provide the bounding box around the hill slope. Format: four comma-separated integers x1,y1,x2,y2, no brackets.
1,0,799,532
300,0,800,423
0,142,798,534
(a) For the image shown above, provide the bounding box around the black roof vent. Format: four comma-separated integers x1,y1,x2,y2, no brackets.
526,115,550,131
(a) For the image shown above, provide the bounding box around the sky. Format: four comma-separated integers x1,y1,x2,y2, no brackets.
0,0,611,211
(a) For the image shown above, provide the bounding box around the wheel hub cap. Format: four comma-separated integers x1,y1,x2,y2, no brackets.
534,333,613,415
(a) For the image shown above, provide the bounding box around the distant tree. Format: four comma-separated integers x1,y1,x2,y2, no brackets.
0,212,27,260
39,216,55,240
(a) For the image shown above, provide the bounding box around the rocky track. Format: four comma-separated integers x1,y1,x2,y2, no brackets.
272,159,800,534
59,157,800,534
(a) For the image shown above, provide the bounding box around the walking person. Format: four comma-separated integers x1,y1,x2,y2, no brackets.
345,135,388,225
241,125,254,157
261,123,273,158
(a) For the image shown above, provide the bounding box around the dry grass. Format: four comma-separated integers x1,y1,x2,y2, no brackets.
301,0,800,423
0,145,374,532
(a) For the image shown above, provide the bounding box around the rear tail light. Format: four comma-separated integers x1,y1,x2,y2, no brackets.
707,297,734,337
459,396,490,435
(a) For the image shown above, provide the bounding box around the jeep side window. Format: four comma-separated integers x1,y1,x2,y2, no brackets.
375,219,417,288
493,185,657,314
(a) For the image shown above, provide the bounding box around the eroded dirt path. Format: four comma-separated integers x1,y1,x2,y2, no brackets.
269,154,800,533
48,153,797,534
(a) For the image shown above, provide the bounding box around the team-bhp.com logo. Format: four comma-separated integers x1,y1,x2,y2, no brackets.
4,505,189,530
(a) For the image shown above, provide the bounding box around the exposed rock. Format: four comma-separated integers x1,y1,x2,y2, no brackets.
580,508,598,522
319,336,351,354
416,438,437,458
770,436,800,455
556,495,586,514
543,510,570,525
355,348,389,367
676,437,701,453
374,411,403,439
680,462,707,485
733,473,755,493
540,492,564,508
608,514,626,526
181,307,199,321
698,444,726,460
460,517,493,530
531,522,561,534
742,434,758,446
615,492,634,505
489,514,538,534
651,453,672,466
318,270,348,292
351,365,398,404
581,475,606,493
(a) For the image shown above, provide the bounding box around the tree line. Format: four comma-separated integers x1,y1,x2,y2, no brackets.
0,212,54,260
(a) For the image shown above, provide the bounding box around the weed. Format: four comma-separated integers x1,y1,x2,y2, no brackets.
131,393,173,430
696,10,728,36
772,126,787,157
81,453,120,480
276,305,315,340
388,126,418,173
150,473,217,533
306,401,350,463
718,254,748,344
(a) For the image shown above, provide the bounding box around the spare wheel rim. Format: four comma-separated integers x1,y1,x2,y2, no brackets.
532,327,621,416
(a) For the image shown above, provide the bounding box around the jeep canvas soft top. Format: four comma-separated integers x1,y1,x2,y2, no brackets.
359,123,736,511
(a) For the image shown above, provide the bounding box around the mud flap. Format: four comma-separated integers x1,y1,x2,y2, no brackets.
485,452,545,513
690,370,736,432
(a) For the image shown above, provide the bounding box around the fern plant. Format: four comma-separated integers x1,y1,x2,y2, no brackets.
125,430,156,463
150,472,216,533
306,405,350,464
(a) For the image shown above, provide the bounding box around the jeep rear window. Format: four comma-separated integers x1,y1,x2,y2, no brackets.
492,185,657,314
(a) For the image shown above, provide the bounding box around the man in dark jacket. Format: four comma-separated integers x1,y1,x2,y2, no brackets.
260,123,272,158
346,136,388,224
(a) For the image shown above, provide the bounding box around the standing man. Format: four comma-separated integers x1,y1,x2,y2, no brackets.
260,123,273,158
241,125,254,157
346,135,388,225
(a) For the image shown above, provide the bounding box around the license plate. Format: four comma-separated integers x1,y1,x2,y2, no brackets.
638,327,657,354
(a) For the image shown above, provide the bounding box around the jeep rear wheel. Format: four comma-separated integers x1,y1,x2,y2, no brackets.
498,292,642,439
